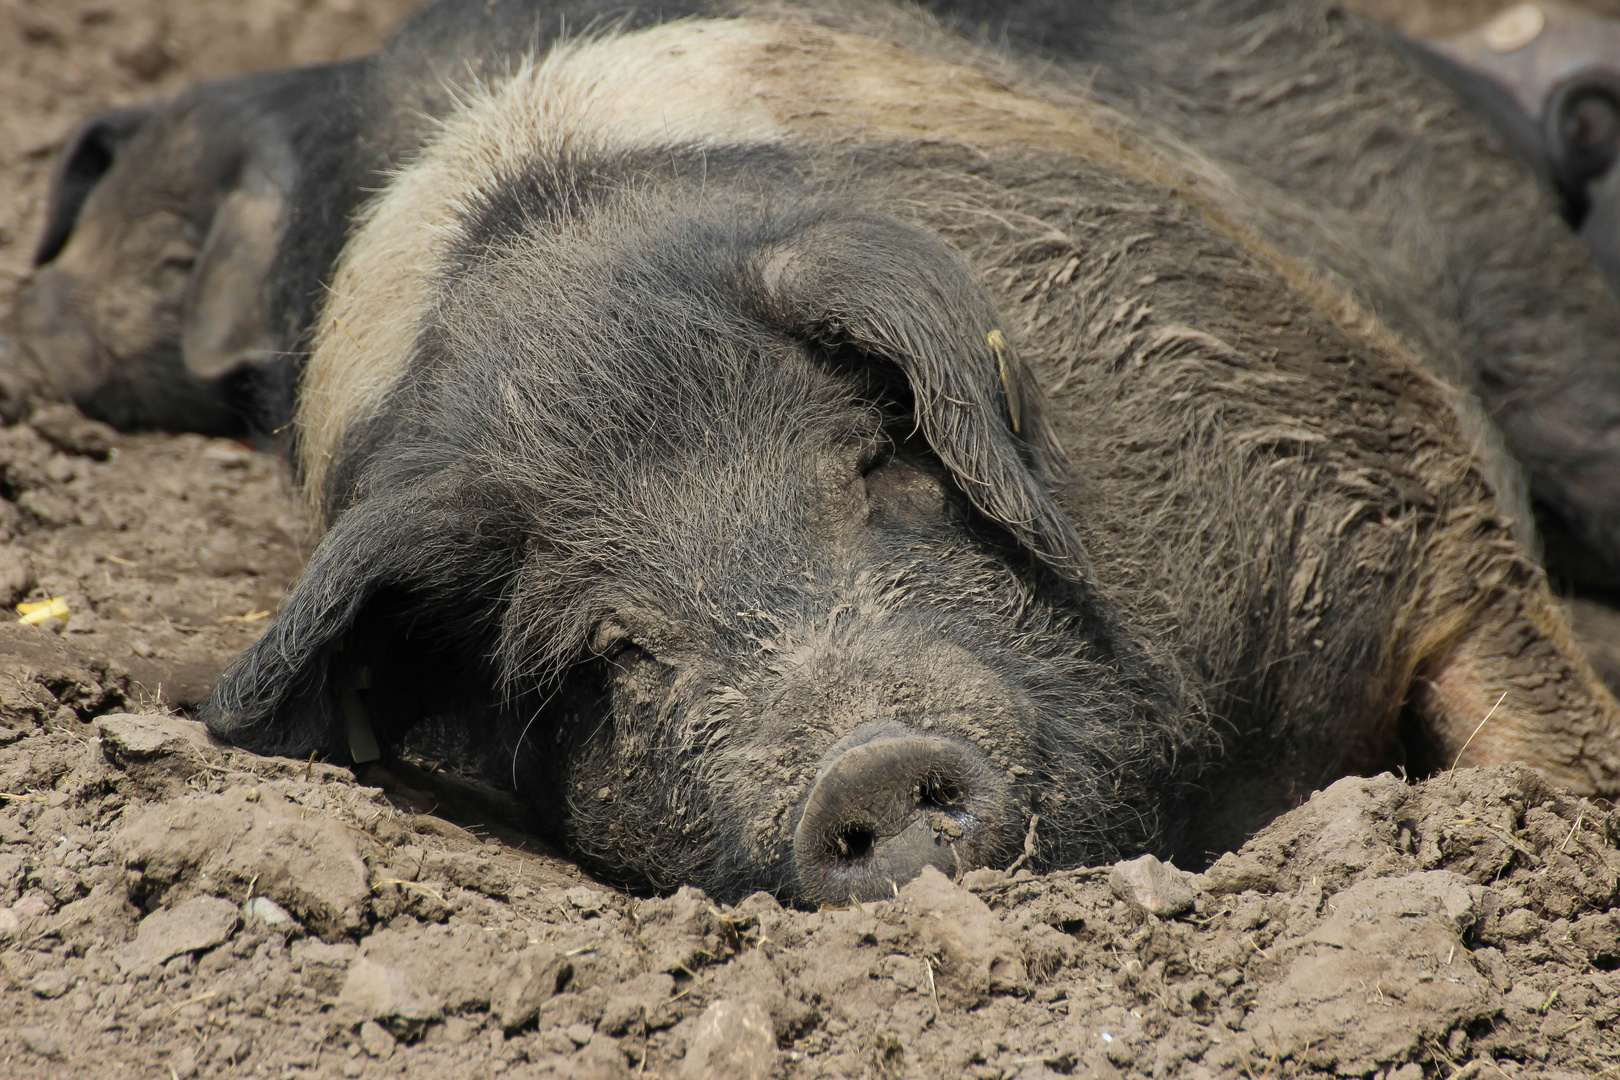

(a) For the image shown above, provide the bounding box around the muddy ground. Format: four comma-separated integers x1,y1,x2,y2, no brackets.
1,1,1618,1078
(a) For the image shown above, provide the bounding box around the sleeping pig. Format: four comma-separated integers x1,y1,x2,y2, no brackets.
10,0,1620,903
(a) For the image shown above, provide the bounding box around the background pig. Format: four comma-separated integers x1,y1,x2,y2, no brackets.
16,0,1620,904
1,0,620,441
1,63,359,436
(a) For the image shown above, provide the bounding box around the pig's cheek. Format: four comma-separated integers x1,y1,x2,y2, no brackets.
92,274,183,359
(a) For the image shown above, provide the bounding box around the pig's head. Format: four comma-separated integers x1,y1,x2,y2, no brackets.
204,178,1196,904
3,65,349,434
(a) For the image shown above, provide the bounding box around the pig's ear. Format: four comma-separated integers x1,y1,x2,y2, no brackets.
180,158,288,379
752,211,1090,579
201,479,515,762
33,107,158,266
1545,73,1620,204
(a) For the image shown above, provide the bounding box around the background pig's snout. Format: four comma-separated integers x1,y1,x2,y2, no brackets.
0,333,45,425
792,734,1016,904
7,272,99,401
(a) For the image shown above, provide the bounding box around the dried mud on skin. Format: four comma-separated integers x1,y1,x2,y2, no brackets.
3,1,1620,1079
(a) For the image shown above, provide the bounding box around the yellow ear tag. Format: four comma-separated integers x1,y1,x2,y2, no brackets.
16,597,70,627
988,329,1022,435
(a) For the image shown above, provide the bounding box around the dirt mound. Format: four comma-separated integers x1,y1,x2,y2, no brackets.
4,693,1619,1078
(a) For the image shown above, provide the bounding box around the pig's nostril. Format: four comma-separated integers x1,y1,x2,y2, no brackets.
793,735,1019,904
916,776,961,810
832,824,877,861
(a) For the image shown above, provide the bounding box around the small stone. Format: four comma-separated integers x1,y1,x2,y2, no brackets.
438,1016,479,1045
1497,908,1541,942
118,895,240,971
116,788,372,940
17,1026,61,1059
17,489,76,528
42,455,75,484
1201,850,1278,895
732,891,783,918
28,403,114,458
291,939,358,995
1108,853,1196,918
0,906,20,939
96,713,215,760
1387,1065,1424,1080
336,956,440,1026
29,969,73,999
358,1020,395,1059
491,946,571,1032
636,887,732,974
959,868,1006,892
340,1059,365,1078
15,895,50,917
245,895,296,929
566,1022,594,1047
680,1000,778,1080
599,972,677,1036
115,38,174,81
565,885,607,917
898,867,1027,1006
214,1035,248,1065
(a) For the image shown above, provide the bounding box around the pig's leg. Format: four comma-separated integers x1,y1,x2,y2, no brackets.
1409,582,1620,795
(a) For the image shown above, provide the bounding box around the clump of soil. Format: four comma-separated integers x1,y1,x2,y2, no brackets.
1,2,1618,1078
3,697,1619,1079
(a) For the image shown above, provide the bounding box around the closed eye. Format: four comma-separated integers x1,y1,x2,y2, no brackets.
864,452,951,521
859,440,895,477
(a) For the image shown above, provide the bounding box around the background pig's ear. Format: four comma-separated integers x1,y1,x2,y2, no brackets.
33,107,158,266
181,158,288,379
201,479,515,763
751,210,1090,579
1545,72,1620,212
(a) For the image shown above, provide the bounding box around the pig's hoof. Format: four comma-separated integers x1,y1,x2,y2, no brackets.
793,735,1015,904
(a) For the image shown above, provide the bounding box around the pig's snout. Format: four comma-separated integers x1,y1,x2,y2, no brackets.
793,734,1014,903
0,333,45,425
8,270,102,403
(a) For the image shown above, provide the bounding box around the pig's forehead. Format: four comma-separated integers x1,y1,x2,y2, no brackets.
292,11,1139,510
